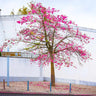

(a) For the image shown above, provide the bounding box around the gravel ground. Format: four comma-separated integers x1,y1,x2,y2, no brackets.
0,81,96,95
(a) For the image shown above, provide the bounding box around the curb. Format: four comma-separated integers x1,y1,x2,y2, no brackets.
0,91,94,96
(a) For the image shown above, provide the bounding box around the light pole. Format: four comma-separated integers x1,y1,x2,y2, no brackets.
7,47,9,86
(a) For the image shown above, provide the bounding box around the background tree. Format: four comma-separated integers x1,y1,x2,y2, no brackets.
17,6,30,15
10,2,32,15
1,2,92,86
10,6,29,15
10,9,15,15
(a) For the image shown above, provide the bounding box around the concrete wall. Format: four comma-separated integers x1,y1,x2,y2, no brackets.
0,57,41,77
0,57,96,86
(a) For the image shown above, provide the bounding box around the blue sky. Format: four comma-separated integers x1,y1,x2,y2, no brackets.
0,0,96,29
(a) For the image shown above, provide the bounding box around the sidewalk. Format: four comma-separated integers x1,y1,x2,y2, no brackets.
0,81,96,96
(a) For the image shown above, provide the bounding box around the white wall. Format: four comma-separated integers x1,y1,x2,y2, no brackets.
0,57,41,77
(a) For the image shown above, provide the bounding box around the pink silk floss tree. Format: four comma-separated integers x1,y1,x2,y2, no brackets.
0,2,93,86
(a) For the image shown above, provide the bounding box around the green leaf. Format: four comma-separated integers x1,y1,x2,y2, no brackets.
30,45,36,48
46,40,49,43
44,17,47,21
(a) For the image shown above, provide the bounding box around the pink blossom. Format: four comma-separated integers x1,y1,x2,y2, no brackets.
0,48,3,52
17,21,21,24
32,9,36,14
68,20,72,24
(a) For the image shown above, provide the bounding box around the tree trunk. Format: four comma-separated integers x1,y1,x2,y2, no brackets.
51,60,55,86
49,46,55,86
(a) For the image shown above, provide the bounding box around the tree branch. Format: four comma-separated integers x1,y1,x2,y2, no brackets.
42,19,50,48
54,35,72,51
52,23,57,47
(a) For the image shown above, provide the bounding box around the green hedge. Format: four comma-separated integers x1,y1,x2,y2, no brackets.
0,52,1,56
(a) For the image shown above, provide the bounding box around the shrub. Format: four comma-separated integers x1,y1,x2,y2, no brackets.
0,52,1,56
